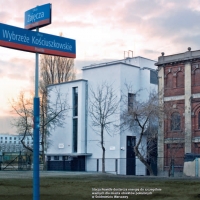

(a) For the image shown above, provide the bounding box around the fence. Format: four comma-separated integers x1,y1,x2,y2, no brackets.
86,157,188,176
0,152,43,171
2,154,196,176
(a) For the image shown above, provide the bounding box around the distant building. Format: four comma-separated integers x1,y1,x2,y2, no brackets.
0,134,33,153
155,48,200,176
46,56,157,175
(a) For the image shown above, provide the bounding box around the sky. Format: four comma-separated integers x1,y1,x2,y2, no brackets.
1,0,200,133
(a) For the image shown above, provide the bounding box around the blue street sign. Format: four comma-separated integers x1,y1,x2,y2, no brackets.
25,3,51,30
0,23,76,58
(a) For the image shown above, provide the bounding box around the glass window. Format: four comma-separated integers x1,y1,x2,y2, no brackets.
73,87,78,116
73,118,78,152
10,137,12,140
171,112,181,131
54,156,59,161
128,93,135,111
5,137,7,140
14,137,16,140
150,70,158,85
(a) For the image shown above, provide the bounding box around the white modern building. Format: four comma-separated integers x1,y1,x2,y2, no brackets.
0,134,33,153
46,56,157,175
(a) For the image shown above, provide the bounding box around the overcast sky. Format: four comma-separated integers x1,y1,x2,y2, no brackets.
1,0,200,133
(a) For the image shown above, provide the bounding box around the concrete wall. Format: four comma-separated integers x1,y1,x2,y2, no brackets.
183,158,200,177
83,57,157,175
47,80,87,155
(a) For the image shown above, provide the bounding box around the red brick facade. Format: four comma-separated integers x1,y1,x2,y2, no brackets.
163,60,200,171
155,49,200,175
164,63,185,97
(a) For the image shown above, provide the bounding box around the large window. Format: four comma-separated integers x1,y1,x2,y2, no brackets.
128,93,135,111
150,70,158,85
73,87,78,116
73,118,78,152
171,112,181,131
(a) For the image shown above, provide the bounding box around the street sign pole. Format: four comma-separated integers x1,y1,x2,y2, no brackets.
33,27,40,200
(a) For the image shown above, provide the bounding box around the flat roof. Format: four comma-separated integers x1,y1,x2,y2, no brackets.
47,79,88,88
155,48,200,66
82,56,156,71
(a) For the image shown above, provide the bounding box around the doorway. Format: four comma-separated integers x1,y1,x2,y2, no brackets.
126,136,136,175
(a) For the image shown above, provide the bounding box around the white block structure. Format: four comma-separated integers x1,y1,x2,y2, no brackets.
46,56,157,175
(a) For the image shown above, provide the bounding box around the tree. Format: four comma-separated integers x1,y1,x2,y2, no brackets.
89,82,120,173
10,88,69,167
11,51,75,168
40,53,76,85
121,89,159,176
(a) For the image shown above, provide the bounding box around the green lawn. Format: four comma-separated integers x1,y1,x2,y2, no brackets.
0,173,200,200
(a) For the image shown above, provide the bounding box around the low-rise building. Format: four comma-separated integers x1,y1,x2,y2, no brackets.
0,133,33,153
46,56,157,175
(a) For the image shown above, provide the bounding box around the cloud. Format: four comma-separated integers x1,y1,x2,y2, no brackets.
50,20,94,29
0,116,18,134
0,58,34,82
0,11,11,23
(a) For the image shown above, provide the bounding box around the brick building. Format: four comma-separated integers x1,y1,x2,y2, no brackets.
155,48,200,176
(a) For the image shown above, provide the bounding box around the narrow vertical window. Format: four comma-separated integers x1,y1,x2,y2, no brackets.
176,71,184,88
165,73,173,88
171,112,181,131
195,69,200,86
73,87,78,116
72,87,78,152
128,93,135,111
73,118,78,152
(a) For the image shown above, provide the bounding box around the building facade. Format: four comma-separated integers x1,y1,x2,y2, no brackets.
0,134,33,153
156,48,200,176
46,56,157,175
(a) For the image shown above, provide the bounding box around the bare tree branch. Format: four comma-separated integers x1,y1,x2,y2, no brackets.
89,82,120,172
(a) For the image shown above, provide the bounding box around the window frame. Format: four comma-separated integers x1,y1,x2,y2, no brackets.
171,112,181,131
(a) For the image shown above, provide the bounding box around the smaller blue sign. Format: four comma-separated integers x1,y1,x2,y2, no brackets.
24,3,51,30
